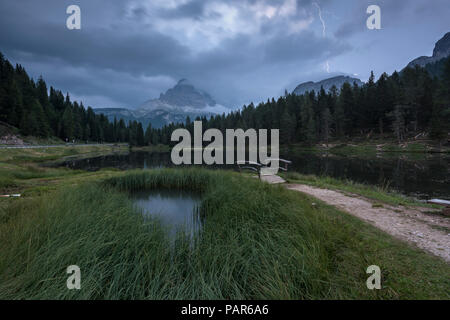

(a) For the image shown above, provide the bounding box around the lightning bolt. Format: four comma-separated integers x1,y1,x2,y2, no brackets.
313,2,330,73
313,2,326,37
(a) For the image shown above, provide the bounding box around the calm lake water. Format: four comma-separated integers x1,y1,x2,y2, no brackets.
59,150,450,199
132,189,202,238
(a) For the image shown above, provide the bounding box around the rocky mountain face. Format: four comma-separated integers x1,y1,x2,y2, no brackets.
406,32,450,68
293,75,363,95
157,79,215,108
94,80,223,128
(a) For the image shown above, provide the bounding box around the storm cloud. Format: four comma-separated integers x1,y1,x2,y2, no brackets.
0,0,448,109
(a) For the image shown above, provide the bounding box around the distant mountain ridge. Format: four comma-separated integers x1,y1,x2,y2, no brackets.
92,108,137,124
406,32,450,69
293,75,364,95
94,79,226,128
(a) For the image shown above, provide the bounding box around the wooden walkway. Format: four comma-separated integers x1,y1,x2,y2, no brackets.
237,159,291,185
260,175,286,184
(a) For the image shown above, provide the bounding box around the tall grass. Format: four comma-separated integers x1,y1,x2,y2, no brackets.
0,168,448,299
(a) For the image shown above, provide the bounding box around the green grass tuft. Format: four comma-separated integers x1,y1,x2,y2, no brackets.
0,168,448,299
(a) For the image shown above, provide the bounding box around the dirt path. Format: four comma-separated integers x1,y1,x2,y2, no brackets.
285,184,450,263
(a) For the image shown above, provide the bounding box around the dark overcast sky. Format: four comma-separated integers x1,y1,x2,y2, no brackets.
0,0,449,110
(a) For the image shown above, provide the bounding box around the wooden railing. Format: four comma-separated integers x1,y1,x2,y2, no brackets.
237,159,292,177
262,158,292,172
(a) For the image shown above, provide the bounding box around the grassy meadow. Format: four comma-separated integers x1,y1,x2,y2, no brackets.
0,164,449,299
0,145,128,195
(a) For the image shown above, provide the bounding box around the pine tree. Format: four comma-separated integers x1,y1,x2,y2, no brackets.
388,105,406,143
145,123,152,145
322,108,332,146
32,100,51,137
136,122,145,146
6,80,23,127
300,95,316,143
431,58,450,146
61,106,74,140
375,73,393,137
280,109,295,144
338,82,354,136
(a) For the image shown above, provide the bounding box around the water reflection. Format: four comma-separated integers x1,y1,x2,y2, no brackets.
59,151,450,199
288,152,449,199
132,189,202,239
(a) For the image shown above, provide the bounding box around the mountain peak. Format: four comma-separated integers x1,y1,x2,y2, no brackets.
406,32,450,68
156,79,216,109
293,75,363,96
432,32,450,59
177,78,191,86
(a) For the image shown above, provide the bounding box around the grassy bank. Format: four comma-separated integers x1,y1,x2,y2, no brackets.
0,144,128,163
0,168,448,299
130,144,171,152
285,140,450,159
0,144,128,196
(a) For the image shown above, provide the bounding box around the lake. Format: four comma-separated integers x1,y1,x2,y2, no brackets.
59,150,450,199
132,189,202,239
